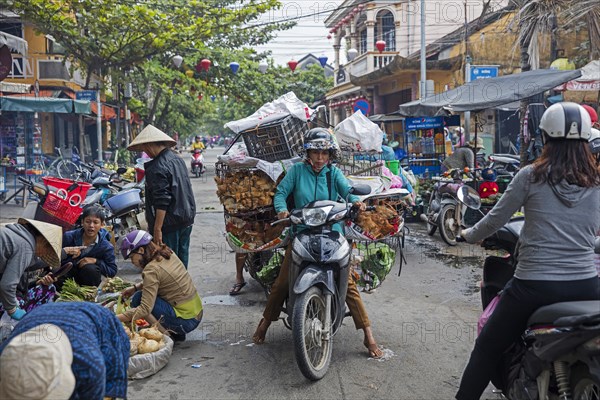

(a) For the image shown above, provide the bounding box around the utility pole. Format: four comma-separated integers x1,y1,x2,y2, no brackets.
419,0,426,99
96,84,102,162
463,0,471,142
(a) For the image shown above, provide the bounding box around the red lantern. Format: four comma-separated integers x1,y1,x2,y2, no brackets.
376,40,386,53
327,34,332,40
198,93,203,100
197,58,211,72
353,7,359,13
329,29,335,34
358,4,365,10
287,59,298,73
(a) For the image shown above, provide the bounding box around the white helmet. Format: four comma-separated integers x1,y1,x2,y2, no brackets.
589,128,600,154
539,102,592,141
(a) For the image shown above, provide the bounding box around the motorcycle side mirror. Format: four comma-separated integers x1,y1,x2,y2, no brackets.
349,184,371,196
457,186,481,210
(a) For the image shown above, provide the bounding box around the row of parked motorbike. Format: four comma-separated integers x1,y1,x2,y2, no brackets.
19,161,147,248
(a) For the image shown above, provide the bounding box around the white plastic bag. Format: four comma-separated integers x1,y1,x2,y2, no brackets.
224,92,313,134
0,312,17,342
128,335,174,379
334,111,383,152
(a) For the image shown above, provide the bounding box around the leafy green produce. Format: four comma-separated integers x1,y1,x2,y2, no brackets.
355,243,395,290
58,278,97,302
256,252,283,285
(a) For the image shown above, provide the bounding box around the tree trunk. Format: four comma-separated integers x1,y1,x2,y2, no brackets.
146,86,163,125
156,95,172,129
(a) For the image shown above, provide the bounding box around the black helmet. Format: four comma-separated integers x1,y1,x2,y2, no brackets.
302,128,341,161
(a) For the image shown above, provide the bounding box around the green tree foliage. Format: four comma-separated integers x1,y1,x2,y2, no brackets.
7,0,288,88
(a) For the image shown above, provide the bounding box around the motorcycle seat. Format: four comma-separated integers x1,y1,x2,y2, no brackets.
527,301,600,327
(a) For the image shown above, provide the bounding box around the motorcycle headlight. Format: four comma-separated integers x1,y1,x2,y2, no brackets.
302,206,332,227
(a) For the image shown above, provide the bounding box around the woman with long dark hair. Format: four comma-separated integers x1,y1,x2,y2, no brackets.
456,102,600,399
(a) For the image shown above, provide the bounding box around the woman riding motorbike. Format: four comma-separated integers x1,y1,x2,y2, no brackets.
252,128,383,358
455,102,600,399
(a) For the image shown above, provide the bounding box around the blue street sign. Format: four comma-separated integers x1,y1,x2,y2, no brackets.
353,99,370,115
405,116,444,130
470,65,499,81
76,90,97,101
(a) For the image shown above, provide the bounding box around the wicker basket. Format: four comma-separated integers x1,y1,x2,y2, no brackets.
240,115,307,162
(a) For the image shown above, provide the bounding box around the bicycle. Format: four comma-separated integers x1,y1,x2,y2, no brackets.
46,146,79,179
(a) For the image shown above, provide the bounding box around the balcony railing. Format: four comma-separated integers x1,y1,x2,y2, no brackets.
335,51,398,87
8,56,33,79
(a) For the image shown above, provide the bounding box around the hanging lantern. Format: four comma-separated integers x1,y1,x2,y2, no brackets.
229,62,240,75
376,40,386,53
287,59,298,73
329,29,335,34
353,7,359,13
318,55,328,67
258,60,268,74
198,93,203,100
197,58,211,72
210,95,216,102
185,70,194,78
172,55,183,68
327,34,332,40
358,4,365,10
347,48,358,61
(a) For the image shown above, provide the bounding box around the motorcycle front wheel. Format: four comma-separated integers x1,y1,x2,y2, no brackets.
292,286,332,381
438,204,458,246
572,365,600,400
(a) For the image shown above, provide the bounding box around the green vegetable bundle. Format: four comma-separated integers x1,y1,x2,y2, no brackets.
256,251,283,285
58,278,97,302
103,277,133,293
355,243,395,290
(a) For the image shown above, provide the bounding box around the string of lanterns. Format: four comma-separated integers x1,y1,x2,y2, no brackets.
329,3,365,36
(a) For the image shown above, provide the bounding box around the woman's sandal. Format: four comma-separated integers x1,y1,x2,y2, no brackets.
229,281,247,296
364,339,383,359
252,318,269,344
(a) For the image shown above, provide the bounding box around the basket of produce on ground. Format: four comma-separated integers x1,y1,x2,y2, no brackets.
101,277,134,293
124,324,174,379
57,278,97,302
351,242,396,292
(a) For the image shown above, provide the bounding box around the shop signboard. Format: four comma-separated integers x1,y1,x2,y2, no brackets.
405,116,444,130
470,65,499,81
76,90,97,101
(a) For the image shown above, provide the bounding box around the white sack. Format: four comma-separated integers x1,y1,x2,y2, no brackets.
334,111,383,152
128,335,174,379
224,92,313,134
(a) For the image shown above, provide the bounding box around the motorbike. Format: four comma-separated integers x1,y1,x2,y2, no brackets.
190,149,205,178
270,184,372,381
420,168,482,246
487,153,520,177
466,219,600,399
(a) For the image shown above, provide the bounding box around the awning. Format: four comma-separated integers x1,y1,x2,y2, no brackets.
369,114,405,122
0,31,28,56
396,69,582,117
0,96,91,114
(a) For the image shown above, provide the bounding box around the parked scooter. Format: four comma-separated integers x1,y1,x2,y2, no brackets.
487,153,520,177
462,219,600,399
420,168,481,245
190,148,205,178
270,184,372,381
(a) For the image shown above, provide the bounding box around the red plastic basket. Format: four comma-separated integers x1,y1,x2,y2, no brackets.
42,177,92,202
42,192,84,225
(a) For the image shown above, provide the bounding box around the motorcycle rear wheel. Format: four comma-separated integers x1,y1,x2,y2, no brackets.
292,286,332,381
438,204,458,246
572,365,600,400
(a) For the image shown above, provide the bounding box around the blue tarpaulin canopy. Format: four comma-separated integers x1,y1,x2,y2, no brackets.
0,96,91,114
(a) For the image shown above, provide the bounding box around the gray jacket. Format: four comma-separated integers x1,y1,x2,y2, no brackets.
0,224,37,312
464,165,600,281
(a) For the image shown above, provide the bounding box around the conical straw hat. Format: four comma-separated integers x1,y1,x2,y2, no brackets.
127,125,176,151
18,218,62,269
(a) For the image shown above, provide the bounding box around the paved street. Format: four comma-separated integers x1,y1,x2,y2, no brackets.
0,147,500,399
